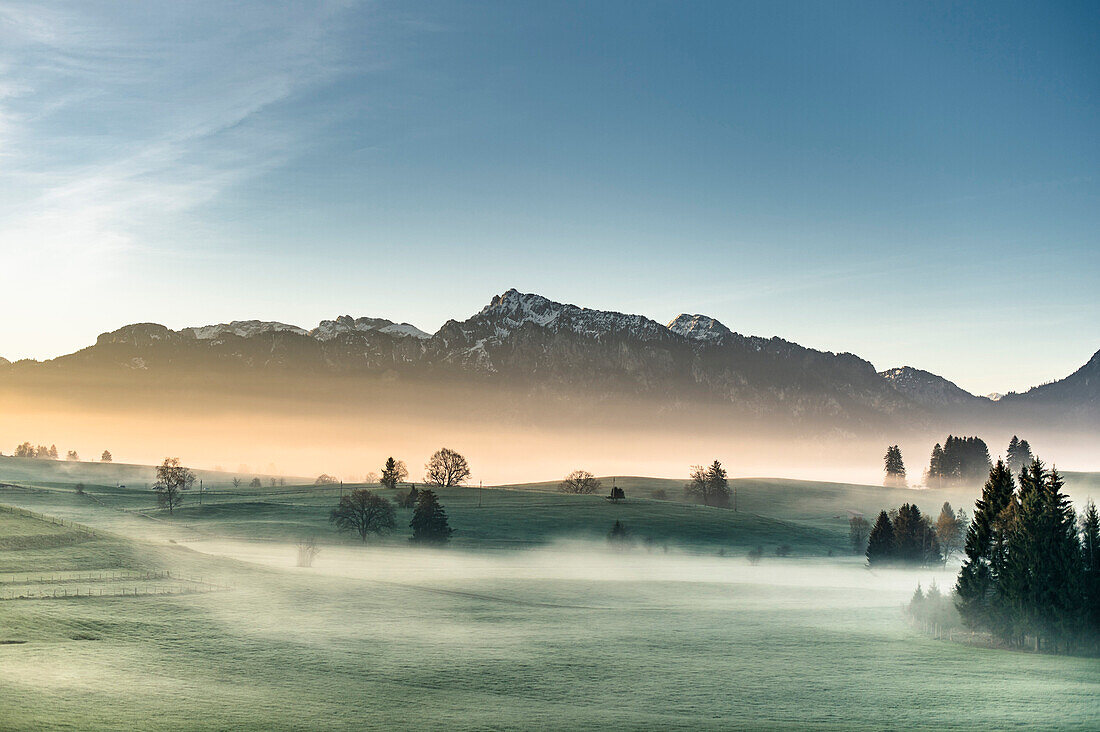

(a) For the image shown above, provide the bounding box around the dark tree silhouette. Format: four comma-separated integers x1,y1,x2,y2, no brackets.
153,457,195,514
410,489,453,544
1006,436,1034,474
100,450,112,463
560,470,602,494
684,461,731,507
607,485,625,503
884,445,906,487
866,511,894,566
424,448,471,487
380,457,409,490
955,460,1016,632
927,436,991,486
956,459,1095,651
1081,500,1100,632
330,489,396,541
893,503,940,565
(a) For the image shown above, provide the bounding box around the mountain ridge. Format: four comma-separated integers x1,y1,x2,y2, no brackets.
2,289,1096,431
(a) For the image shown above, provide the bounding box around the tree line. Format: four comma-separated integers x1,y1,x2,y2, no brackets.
852,502,967,566
955,458,1098,653
925,435,992,487
10,443,112,462
883,435,1035,489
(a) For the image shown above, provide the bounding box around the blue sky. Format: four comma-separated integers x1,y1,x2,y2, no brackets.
0,0,1097,394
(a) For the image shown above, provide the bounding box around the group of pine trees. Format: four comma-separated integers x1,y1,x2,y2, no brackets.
925,435,992,487
866,504,943,566
1005,435,1034,473
856,502,967,564
955,458,1098,652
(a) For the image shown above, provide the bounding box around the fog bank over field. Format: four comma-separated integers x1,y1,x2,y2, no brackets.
192,538,959,603
2,377,1098,484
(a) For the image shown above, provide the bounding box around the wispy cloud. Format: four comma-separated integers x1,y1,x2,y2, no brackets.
0,1,357,276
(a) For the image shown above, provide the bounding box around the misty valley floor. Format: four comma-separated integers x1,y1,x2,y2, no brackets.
1,480,1099,730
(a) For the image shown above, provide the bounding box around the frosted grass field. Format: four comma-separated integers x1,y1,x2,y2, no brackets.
2,475,1099,729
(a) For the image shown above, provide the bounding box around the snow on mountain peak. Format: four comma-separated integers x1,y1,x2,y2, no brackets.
481,289,668,340
483,289,563,328
311,315,429,341
667,314,733,343
182,321,308,340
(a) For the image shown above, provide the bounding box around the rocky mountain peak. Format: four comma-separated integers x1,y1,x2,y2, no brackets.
95,323,178,347
182,321,308,341
879,366,980,406
312,316,429,341
480,289,668,341
667,314,734,343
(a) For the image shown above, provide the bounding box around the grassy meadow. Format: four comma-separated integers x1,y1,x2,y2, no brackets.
1,458,1099,730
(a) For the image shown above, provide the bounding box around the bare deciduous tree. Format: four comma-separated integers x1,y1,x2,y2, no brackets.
296,537,320,567
330,489,396,541
153,457,195,514
232,477,242,489
560,470,602,494
424,448,471,487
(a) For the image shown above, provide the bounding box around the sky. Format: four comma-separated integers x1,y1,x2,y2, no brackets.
0,0,1097,395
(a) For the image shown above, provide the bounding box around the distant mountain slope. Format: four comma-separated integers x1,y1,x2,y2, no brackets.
878,366,987,408
3,289,1095,432
999,348,1100,420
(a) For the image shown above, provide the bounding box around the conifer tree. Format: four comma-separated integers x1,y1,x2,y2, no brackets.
1080,500,1100,632
927,443,945,487
866,511,894,566
409,489,453,544
1000,460,1083,650
1005,436,1035,474
1017,440,1033,470
955,460,1015,630
884,446,906,488
893,503,940,564
380,457,408,490
1041,468,1083,648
